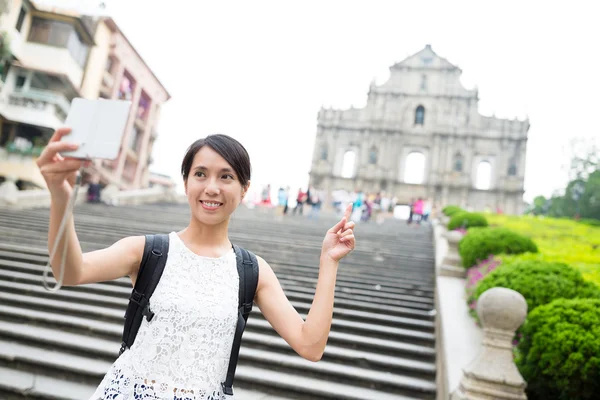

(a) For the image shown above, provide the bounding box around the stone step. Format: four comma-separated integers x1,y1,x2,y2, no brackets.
0,203,437,399
0,289,434,333
0,302,435,376
0,247,436,296
0,323,435,398
0,292,435,345
0,259,434,309
0,302,436,361
0,365,96,400
0,278,435,326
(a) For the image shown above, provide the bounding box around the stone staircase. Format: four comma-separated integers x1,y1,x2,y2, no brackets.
0,203,437,399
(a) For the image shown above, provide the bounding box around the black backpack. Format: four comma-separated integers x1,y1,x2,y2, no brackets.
119,234,259,396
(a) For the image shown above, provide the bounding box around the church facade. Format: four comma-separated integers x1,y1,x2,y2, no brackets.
308,45,529,214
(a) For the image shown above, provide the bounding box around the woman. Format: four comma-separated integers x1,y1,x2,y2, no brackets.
37,128,356,399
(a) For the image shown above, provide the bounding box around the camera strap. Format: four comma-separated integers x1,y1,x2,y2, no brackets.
42,165,85,292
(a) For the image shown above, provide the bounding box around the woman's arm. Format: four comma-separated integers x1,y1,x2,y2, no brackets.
254,205,355,361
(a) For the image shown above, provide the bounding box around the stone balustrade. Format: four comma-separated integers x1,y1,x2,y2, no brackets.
435,211,529,400
440,229,466,278
0,178,181,209
452,287,528,399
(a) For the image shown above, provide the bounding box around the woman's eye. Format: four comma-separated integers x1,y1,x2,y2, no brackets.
195,171,205,177
223,174,234,180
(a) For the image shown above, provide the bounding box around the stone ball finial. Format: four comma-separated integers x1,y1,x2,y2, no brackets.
477,287,527,332
443,229,464,244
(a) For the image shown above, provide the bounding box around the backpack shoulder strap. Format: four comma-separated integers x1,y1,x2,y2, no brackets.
119,233,169,355
222,244,259,396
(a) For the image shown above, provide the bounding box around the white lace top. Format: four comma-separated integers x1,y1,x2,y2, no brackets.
91,232,239,400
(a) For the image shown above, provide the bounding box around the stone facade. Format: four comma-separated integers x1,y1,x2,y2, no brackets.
309,45,529,214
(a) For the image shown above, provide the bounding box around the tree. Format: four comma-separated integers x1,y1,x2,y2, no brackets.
532,138,599,221
0,30,11,79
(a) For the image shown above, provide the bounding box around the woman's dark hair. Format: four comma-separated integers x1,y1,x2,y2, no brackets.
181,134,251,187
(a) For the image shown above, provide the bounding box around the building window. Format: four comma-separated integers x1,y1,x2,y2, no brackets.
28,17,89,67
507,159,517,176
369,147,378,164
341,150,356,179
404,152,426,184
475,161,492,190
15,75,26,90
105,56,114,73
415,105,425,125
119,75,134,100
16,7,27,32
454,153,463,172
129,127,143,153
320,146,328,161
137,93,151,121
420,74,428,91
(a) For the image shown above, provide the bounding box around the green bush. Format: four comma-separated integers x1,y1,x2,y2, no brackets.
516,298,600,400
580,218,600,227
470,260,600,314
447,212,488,231
459,227,538,268
442,205,463,216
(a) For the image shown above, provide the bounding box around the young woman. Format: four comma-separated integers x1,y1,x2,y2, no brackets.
36,128,356,399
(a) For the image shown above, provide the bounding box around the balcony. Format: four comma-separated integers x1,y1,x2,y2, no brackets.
0,89,70,129
17,42,84,88
100,70,115,98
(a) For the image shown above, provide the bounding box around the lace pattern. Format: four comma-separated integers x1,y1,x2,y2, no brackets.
91,232,239,400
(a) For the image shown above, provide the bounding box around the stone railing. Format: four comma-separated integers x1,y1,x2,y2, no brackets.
100,184,184,206
434,213,528,400
0,178,182,209
452,287,527,399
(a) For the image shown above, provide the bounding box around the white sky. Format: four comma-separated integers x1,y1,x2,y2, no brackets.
40,0,600,203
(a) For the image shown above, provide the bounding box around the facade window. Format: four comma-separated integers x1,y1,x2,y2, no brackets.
16,7,27,32
415,105,425,125
420,74,428,91
341,150,356,179
475,161,492,190
404,152,425,184
454,153,463,172
320,146,328,161
369,147,378,164
28,18,89,67
507,159,517,176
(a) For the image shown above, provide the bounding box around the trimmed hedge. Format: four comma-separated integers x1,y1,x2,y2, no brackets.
517,298,600,400
459,227,537,268
470,260,600,314
447,212,488,231
442,205,463,216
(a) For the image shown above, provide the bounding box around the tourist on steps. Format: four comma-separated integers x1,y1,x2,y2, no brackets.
36,128,357,400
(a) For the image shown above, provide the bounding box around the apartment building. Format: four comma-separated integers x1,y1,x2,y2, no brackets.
0,0,171,190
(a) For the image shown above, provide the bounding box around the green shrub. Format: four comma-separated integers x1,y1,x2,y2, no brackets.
459,227,538,268
516,298,600,400
442,205,463,216
580,218,600,227
470,260,600,314
447,212,488,231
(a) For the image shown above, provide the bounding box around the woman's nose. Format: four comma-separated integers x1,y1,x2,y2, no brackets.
204,179,220,195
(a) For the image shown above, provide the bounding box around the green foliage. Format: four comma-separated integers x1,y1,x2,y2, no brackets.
442,205,463,216
459,227,537,268
447,212,488,231
470,260,600,314
516,298,600,400
486,214,600,286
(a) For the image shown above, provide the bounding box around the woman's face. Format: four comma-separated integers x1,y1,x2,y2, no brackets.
184,146,248,226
